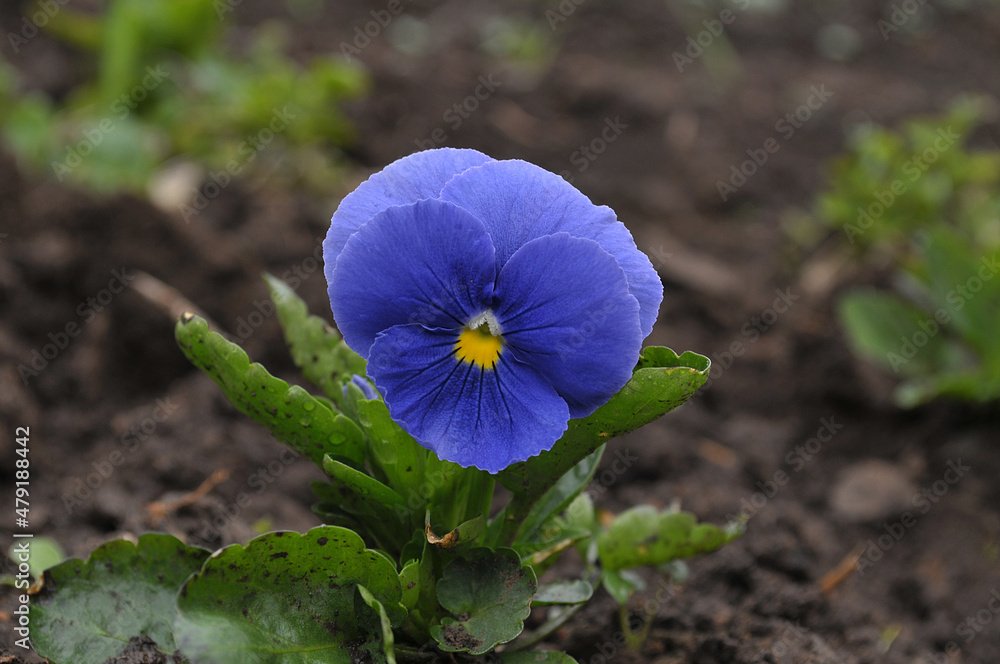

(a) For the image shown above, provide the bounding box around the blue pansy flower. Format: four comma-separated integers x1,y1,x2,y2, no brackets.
324,148,662,473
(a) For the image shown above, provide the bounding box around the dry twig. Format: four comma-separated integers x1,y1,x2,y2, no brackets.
147,468,230,526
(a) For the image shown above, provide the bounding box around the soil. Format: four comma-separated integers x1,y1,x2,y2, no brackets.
2,1,1000,663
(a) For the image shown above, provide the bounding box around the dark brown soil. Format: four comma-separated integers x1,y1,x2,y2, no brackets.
3,1,1000,663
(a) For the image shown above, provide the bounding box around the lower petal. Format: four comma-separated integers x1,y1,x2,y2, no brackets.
367,324,570,474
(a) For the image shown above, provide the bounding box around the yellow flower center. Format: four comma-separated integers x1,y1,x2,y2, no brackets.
455,320,504,370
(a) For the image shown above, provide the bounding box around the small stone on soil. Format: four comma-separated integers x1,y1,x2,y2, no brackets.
829,460,917,523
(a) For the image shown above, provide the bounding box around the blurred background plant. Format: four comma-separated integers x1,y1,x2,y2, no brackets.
0,0,368,198
793,97,1000,407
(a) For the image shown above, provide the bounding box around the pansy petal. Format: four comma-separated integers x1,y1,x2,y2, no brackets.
494,233,642,419
368,324,570,473
439,159,662,338
324,148,493,273
330,199,495,358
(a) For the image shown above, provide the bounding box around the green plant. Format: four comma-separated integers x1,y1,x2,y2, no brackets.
27,150,742,663
809,97,1000,405
0,0,367,195
26,276,737,663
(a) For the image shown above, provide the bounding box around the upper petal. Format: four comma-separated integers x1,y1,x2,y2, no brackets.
330,199,496,358
494,233,643,419
439,159,662,338
323,148,493,276
367,324,570,473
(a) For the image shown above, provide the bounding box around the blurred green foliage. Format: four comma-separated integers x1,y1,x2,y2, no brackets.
2,536,65,586
811,98,1000,406
478,14,556,72
0,0,368,195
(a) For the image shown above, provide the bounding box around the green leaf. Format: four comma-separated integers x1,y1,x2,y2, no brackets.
430,547,537,655
340,379,368,421
512,512,592,578
322,455,409,517
98,0,144,107
357,586,396,664
563,491,600,563
896,369,997,407
351,397,485,531
532,579,594,606
839,289,953,377
398,539,440,639
29,534,210,664
398,560,421,610
597,506,741,571
264,273,367,405
355,398,430,496
39,7,103,50
174,526,405,664
635,347,711,372
513,447,604,544
923,231,1000,359
497,347,709,543
175,313,365,468
564,492,598,539
7,536,64,580
600,568,645,605
309,481,368,530
500,652,580,664
316,455,417,553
